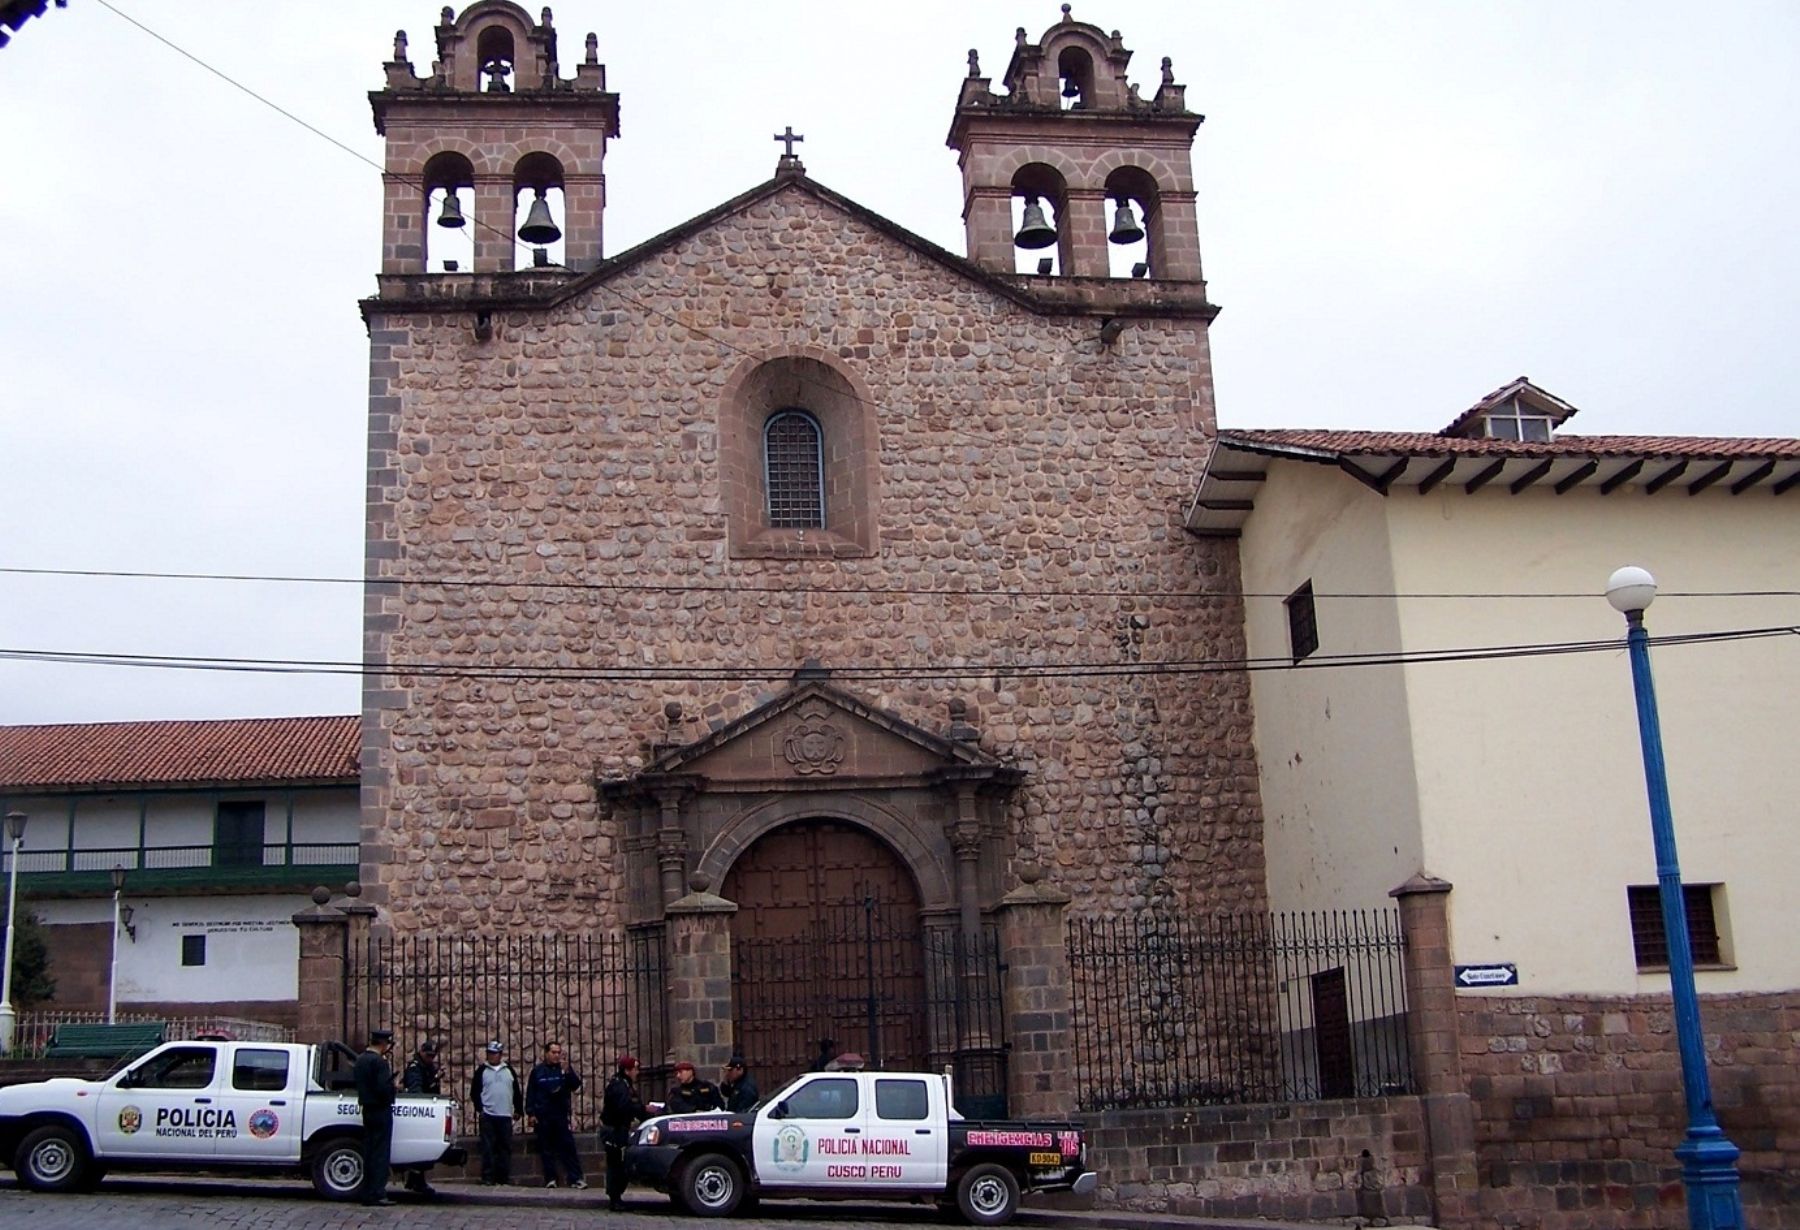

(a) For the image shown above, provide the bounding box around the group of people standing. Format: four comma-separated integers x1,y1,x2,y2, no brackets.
352,1029,758,1210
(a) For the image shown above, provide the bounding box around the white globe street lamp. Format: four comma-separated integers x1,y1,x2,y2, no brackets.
0,810,28,1055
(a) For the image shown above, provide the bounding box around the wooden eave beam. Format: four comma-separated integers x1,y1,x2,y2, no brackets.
1197,499,1255,512
1338,459,1391,494
1599,459,1644,495
1508,459,1555,494
1774,468,1800,496
1464,459,1507,494
1416,457,1457,496
1728,459,1775,495
1643,460,1689,494
1553,460,1598,494
1685,462,1734,496
1206,470,1266,484
1372,458,1411,494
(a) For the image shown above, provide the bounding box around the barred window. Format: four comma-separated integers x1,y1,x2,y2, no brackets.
1628,883,1724,969
1286,580,1318,663
764,410,824,529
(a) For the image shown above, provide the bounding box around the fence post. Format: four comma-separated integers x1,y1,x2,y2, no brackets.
995,863,1075,1118
291,887,349,1044
664,875,737,1074
1391,872,1478,1228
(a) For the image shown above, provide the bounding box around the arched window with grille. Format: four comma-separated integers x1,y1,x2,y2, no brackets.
764,410,825,530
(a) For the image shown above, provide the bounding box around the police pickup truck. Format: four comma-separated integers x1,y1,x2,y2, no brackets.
627,1067,1095,1224
0,1038,463,1200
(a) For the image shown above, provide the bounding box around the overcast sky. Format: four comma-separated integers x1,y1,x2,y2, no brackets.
1,0,1795,726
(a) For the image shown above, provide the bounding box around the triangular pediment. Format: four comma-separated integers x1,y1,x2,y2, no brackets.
629,680,1011,789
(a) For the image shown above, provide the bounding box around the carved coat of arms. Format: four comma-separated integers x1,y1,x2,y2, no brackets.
783,704,846,775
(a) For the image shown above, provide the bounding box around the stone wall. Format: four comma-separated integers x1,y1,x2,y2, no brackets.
362,183,1266,933
1082,1098,1434,1223
1458,991,1800,1228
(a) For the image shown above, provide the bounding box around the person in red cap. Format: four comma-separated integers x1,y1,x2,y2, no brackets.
665,1059,723,1113
600,1054,646,1210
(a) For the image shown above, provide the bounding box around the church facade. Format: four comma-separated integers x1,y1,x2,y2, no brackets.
356,1,1268,1081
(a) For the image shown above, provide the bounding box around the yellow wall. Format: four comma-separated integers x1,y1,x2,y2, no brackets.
1240,463,1800,995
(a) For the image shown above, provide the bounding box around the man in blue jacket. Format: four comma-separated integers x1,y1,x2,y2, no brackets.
525,1040,585,1188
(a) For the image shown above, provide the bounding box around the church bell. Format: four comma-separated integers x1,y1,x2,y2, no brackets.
435,192,466,229
517,191,562,245
1014,196,1058,250
1109,198,1145,246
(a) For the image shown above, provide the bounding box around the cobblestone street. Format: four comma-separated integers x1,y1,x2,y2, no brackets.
0,1176,1117,1230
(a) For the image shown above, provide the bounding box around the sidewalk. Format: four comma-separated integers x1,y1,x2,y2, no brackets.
433,1175,1433,1229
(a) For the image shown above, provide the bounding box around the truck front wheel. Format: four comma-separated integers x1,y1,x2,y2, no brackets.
955,1162,1020,1226
14,1125,91,1193
310,1138,366,1201
677,1152,744,1217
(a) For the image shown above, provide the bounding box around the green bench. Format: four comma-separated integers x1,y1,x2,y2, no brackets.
43,1022,168,1060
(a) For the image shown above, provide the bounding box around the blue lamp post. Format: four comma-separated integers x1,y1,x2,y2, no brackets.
1605,566,1743,1229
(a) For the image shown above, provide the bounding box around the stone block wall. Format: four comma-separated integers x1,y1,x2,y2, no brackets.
1458,991,1800,1228
362,184,1267,933
1082,1098,1434,1223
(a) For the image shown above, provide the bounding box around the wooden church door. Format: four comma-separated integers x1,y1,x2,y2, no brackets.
724,821,926,1087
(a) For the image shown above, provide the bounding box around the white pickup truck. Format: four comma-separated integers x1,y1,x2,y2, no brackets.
0,1039,465,1199
627,1067,1096,1224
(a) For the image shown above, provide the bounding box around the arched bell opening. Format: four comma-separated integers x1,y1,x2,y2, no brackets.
1104,165,1160,279
475,25,516,93
512,151,567,269
422,151,475,274
1057,46,1095,111
1011,163,1070,277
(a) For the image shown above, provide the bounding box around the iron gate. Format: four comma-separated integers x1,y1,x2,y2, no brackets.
732,898,1008,1117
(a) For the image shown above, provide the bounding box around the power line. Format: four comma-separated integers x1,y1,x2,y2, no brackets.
0,625,1790,686
1,564,1794,603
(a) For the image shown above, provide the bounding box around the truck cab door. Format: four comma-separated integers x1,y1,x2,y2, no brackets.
869,1075,945,1192
94,1044,223,1160
211,1045,302,1163
750,1075,866,1189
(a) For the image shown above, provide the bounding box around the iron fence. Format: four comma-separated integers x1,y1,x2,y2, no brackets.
1069,909,1412,1112
8,1010,293,1058
345,928,665,1133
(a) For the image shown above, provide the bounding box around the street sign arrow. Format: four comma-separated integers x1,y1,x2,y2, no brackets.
1454,963,1518,987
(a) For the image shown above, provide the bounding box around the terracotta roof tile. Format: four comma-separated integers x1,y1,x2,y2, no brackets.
1220,429,1800,460
0,716,359,792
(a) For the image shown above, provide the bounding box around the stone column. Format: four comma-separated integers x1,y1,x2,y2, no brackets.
664,876,737,1074
291,888,349,1044
949,784,984,941
655,789,689,910
994,864,1075,1118
1391,871,1479,1227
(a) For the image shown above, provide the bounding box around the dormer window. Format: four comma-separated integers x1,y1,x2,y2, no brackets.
1480,401,1554,442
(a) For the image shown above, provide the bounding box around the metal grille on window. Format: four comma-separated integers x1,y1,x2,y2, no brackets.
765,410,824,529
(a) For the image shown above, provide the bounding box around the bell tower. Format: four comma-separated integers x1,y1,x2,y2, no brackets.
947,5,1202,283
371,2,620,276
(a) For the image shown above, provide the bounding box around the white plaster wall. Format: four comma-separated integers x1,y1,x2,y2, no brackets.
1237,463,1425,915
0,797,71,859
70,797,137,851
142,796,214,849
290,788,359,844
34,894,308,1004
1384,487,1800,995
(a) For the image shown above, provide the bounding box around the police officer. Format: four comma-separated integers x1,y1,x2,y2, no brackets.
600,1054,647,1212
666,1060,723,1113
719,1055,759,1113
352,1028,397,1207
400,1039,441,1196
